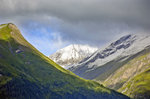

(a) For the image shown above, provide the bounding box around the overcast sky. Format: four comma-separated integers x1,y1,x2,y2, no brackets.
0,0,150,56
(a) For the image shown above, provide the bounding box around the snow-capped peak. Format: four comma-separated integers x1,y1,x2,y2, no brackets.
49,44,98,68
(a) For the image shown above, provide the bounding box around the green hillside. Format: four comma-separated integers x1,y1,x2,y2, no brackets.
0,23,129,99
119,68,150,99
101,45,150,99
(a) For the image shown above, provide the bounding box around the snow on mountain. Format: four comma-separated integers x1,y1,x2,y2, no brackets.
70,33,150,79
49,44,98,69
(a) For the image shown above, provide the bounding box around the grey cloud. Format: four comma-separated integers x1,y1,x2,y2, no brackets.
0,0,150,46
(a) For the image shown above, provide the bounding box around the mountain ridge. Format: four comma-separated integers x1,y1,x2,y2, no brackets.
103,45,150,98
67,33,150,99
69,33,150,80
0,23,129,99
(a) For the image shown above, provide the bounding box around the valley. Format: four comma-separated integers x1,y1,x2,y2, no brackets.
52,33,150,99
1,0,149,99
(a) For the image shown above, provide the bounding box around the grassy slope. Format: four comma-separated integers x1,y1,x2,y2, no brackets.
0,23,129,99
101,45,150,98
119,69,150,99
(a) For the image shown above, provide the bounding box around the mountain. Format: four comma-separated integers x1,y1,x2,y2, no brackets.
49,44,98,69
120,67,150,99
0,23,129,99
69,34,150,80
104,46,150,99
69,33,150,99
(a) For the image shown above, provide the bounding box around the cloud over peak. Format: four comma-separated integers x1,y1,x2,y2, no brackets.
0,0,150,55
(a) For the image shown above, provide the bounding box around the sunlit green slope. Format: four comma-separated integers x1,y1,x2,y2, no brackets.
102,45,150,99
119,68,150,99
0,23,129,99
